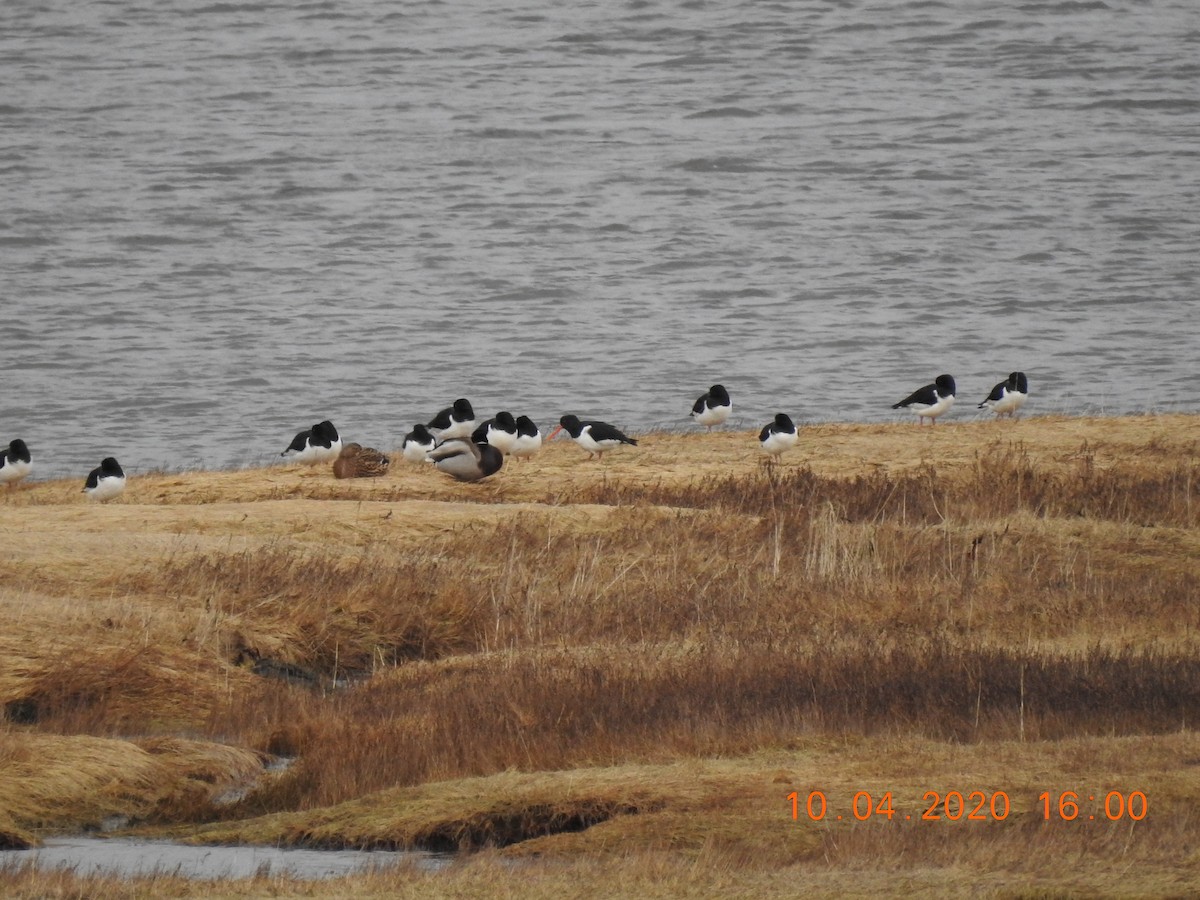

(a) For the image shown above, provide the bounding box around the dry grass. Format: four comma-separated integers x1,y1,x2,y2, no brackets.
0,733,264,838
1,414,1198,895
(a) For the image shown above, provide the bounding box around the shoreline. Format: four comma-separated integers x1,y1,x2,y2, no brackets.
8,410,1199,489
9,409,1199,484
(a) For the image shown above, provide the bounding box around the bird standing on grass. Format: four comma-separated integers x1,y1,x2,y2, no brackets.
472,411,520,455
979,371,1029,418
0,439,32,489
428,438,503,482
332,442,390,478
427,398,476,441
690,384,732,431
759,414,798,461
281,420,342,464
401,424,436,463
510,415,543,462
83,457,126,501
892,374,957,425
549,415,638,460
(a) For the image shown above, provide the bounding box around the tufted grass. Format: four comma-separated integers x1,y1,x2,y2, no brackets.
1,414,1198,896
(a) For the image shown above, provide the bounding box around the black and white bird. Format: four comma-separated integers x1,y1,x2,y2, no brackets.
428,438,503,482
0,439,32,488
427,398,476,441
549,414,638,460
979,371,1029,418
892,374,957,425
510,415,543,462
281,420,342,464
83,457,126,501
471,411,520,455
401,424,436,463
690,384,732,431
759,413,798,461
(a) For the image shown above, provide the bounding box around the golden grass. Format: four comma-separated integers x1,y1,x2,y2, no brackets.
0,733,264,840
1,414,1199,895
179,730,1200,852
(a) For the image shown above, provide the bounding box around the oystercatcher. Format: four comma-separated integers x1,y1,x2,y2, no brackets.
0,439,32,488
549,415,638,460
401,424,436,463
510,415,543,461
281,420,342,464
892,374,957,425
979,371,1028,418
471,411,519,455
690,384,732,431
427,398,476,441
83,456,126,501
759,413,798,461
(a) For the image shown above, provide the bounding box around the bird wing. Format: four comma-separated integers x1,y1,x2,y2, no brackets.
893,383,937,408
428,439,480,464
982,381,1007,403
283,429,311,452
584,421,636,445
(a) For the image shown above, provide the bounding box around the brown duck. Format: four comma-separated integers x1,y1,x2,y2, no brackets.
332,442,390,479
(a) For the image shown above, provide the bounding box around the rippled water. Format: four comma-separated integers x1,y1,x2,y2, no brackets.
3,0,1197,478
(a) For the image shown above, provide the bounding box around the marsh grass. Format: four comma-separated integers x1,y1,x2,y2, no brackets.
201,638,1200,816
0,732,264,839
150,543,488,673
2,419,1199,894
559,445,1198,529
10,442,1200,775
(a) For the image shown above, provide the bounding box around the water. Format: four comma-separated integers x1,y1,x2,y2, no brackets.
3,0,1197,479
0,836,444,881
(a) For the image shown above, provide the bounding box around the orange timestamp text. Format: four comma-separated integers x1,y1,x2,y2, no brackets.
788,789,1147,823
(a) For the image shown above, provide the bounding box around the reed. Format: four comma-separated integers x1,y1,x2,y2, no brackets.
193,637,1200,817
1,416,1198,895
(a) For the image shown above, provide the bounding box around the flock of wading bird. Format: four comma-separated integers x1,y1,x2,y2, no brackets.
272,370,1030,484
0,371,1028,497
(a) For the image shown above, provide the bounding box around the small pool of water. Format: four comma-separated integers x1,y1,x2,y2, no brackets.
0,836,448,880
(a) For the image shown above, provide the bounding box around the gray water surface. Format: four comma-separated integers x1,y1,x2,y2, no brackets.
0,836,446,881
3,0,1197,478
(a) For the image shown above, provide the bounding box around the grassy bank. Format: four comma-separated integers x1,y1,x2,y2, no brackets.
1,414,1198,896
